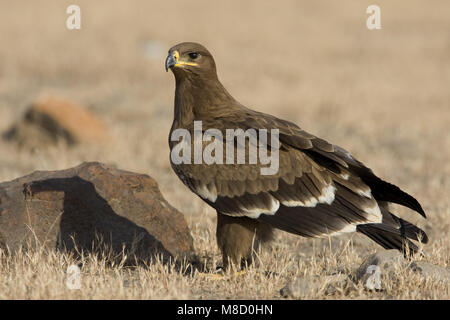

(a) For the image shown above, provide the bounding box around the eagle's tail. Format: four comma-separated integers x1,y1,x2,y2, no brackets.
356,207,428,256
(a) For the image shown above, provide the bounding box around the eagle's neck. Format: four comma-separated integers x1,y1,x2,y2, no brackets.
172,75,237,129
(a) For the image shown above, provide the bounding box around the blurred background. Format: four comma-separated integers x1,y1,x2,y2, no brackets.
0,1,449,252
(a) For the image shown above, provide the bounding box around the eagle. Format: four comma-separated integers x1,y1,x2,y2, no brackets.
165,42,428,270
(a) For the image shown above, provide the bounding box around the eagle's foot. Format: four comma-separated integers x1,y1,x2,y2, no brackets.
196,271,225,280
195,268,247,280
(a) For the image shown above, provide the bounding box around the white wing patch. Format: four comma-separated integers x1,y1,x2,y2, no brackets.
317,223,357,238
357,187,372,198
364,202,382,223
282,197,318,208
340,172,350,180
281,184,336,208
318,185,336,204
195,182,218,202
222,196,280,219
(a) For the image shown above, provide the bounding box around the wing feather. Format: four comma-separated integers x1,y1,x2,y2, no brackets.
170,109,424,242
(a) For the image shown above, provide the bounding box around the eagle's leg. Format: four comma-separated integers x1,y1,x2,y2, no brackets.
216,212,273,270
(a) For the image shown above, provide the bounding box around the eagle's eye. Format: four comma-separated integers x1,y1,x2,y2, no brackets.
188,52,199,59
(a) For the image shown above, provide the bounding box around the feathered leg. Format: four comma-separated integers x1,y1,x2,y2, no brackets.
216,212,273,270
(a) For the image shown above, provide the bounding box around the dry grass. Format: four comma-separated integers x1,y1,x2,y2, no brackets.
0,0,448,299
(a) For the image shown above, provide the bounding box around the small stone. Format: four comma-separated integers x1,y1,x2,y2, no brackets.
356,250,405,290
324,274,354,295
280,276,319,299
409,261,450,282
3,95,110,147
363,265,382,290
281,274,349,299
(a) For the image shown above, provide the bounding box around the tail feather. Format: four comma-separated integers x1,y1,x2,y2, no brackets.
350,161,427,218
357,223,416,252
396,217,428,243
368,179,426,218
357,220,427,256
357,224,418,254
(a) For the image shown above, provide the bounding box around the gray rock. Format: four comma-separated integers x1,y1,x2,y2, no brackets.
356,250,405,290
409,261,450,282
280,277,317,299
281,274,349,299
355,250,449,290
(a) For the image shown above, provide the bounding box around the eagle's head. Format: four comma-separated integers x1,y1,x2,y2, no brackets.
165,42,217,79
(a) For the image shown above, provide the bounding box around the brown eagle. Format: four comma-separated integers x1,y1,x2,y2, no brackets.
165,42,428,269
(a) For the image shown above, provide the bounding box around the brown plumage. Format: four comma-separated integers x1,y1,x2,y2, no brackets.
165,42,428,269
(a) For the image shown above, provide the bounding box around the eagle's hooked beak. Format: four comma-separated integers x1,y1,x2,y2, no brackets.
165,50,198,72
165,51,178,72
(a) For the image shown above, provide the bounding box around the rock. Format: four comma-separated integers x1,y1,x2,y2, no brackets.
280,274,349,299
280,277,318,299
355,251,450,290
356,250,404,290
3,95,110,147
409,261,450,282
0,162,195,264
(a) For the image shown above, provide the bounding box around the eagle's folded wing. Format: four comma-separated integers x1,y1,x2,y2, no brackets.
171,112,394,238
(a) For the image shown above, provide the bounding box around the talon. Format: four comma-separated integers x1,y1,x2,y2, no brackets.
234,270,247,277
195,269,248,280
196,271,225,280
